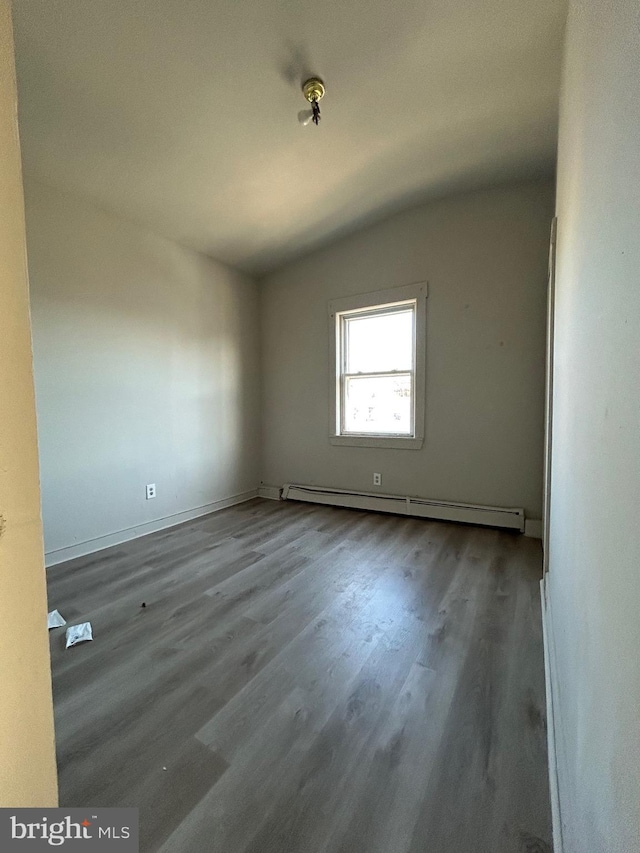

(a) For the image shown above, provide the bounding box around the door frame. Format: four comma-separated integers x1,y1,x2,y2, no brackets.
542,216,557,572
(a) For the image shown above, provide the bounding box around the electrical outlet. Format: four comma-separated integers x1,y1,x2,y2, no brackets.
146,483,156,500
373,473,382,486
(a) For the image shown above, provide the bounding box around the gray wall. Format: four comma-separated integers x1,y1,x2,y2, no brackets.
548,1,640,851
24,179,260,561
260,180,554,520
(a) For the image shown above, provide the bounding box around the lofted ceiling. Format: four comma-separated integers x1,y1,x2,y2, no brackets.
12,0,567,275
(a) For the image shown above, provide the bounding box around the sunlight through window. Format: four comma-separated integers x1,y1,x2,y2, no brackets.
339,302,416,437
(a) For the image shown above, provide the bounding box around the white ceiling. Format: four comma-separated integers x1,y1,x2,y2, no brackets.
12,0,566,274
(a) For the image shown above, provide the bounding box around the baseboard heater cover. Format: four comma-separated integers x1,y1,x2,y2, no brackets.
281,484,525,532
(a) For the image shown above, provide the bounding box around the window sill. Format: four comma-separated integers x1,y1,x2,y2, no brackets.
329,434,424,450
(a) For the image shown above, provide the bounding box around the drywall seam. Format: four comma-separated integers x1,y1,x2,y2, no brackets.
45,489,258,566
541,577,565,853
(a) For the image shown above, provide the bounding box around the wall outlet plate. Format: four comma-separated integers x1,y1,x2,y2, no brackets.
146,483,156,500
373,473,382,486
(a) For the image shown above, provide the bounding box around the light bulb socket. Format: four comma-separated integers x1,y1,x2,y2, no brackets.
302,77,325,103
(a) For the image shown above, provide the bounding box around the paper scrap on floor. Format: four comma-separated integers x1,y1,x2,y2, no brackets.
47,609,66,629
65,622,93,649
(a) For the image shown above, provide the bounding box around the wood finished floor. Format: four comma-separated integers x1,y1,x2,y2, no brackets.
47,498,552,853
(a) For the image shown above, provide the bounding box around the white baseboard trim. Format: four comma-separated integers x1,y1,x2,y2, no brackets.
257,485,282,500
525,518,543,538
541,576,565,853
44,489,258,567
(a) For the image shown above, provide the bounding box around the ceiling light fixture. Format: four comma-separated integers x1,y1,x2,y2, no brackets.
299,77,325,126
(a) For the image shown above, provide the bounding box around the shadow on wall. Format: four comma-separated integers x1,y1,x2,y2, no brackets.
23,177,260,555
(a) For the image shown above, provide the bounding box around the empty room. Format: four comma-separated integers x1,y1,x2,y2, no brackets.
1,1,639,852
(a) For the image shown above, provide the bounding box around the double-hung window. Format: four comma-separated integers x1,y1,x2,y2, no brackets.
329,283,427,449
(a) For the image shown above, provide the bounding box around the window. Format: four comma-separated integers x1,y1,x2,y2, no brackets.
329,283,427,449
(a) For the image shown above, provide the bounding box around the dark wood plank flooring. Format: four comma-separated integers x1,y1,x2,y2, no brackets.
47,498,552,853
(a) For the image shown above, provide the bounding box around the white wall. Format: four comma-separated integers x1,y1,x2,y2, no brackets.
0,2,57,805
547,1,640,851
260,180,554,520
24,179,260,562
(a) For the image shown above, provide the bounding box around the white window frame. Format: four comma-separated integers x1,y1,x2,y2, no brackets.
329,282,427,449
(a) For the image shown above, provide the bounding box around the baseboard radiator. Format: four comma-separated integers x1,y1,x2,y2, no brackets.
281,484,525,532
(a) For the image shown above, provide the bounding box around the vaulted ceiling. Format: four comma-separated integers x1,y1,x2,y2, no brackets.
13,0,566,274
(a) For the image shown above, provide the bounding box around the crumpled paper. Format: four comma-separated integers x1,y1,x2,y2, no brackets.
65,622,93,649
47,609,66,629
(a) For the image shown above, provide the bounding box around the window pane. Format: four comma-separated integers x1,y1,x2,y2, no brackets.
345,308,414,373
343,375,412,435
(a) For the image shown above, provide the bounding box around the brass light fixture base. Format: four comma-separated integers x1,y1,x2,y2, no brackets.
302,77,325,103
